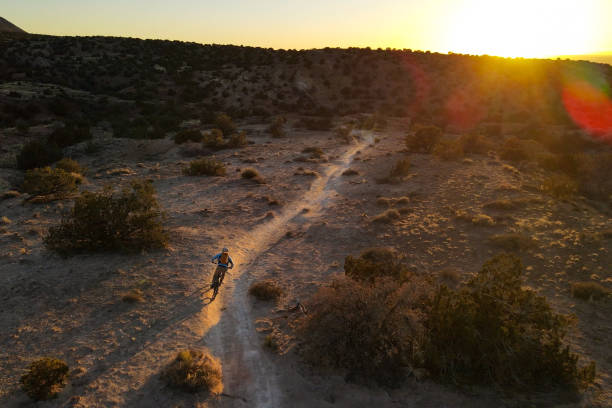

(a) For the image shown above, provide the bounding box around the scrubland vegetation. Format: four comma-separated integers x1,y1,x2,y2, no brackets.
0,33,610,407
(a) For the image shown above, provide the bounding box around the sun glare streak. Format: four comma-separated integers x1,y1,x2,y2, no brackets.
562,66,612,141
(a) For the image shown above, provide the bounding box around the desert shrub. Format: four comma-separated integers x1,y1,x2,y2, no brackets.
371,209,400,223
488,233,537,251
202,129,225,148
298,116,333,131
541,174,578,199
241,168,264,183
298,276,431,385
183,158,226,176
162,349,223,394
388,157,411,179
214,113,236,136
483,198,525,210
571,282,611,301
433,139,463,160
470,213,496,227
47,123,91,148
342,168,359,176
406,125,442,153
44,180,167,255
248,281,283,301
226,131,248,148
20,357,69,401
55,158,86,175
457,133,492,155
424,253,596,390
344,247,408,282
22,167,81,197
499,137,530,162
174,129,203,144
263,334,280,351
268,116,286,138
16,140,62,170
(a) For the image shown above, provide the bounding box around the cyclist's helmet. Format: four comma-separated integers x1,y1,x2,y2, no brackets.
222,247,229,253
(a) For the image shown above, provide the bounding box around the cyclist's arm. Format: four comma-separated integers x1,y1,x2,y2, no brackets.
211,253,220,263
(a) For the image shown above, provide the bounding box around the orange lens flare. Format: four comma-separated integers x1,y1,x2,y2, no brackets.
562,68,612,142
445,90,485,132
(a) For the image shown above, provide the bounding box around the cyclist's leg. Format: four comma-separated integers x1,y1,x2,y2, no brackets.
219,267,227,284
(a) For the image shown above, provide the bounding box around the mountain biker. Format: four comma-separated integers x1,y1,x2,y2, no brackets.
210,247,234,292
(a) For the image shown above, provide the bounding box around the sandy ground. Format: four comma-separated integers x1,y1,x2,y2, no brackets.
1,120,610,407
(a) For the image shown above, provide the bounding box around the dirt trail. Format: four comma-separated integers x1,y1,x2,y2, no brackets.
206,133,370,407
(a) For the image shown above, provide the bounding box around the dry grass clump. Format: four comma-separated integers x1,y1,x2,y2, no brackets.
344,247,408,282
183,158,226,176
55,158,87,175
1,215,12,224
335,125,354,143
483,198,526,210
571,282,611,301
433,133,492,161
122,289,144,303
499,137,530,162
388,157,411,179
22,167,82,198
44,180,167,255
488,233,537,251
1,190,21,200
20,357,69,401
470,213,496,227
162,349,223,394
248,281,283,301
375,197,393,207
302,146,324,158
371,208,400,224
405,124,442,153
241,168,265,183
263,334,280,352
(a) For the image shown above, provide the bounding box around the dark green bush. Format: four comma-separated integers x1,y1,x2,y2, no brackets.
162,349,223,394
44,180,167,255
23,167,81,197
20,358,69,401
424,253,596,391
571,281,611,301
406,125,442,153
16,140,62,170
47,123,91,148
183,158,226,176
174,129,203,144
344,247,408,282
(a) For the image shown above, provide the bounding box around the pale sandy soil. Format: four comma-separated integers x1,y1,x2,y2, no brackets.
0,119,610,407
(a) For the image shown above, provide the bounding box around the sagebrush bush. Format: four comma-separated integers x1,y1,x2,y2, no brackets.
241,168,264,183
17,140,62,170
248,281,283,301
214,113,237,136
44,180,167,255
20,357,69,401
488,233,537,251
335,125,354,144
344,247,408,282
406,125,442,153
23,167,81,198
55,157,86,175
571,281,611,301
424,253,595,390
226,131,248,148
371,209,400,223
298,276,431,385
183,158,226,176
162,349,223,394
202,129,225,148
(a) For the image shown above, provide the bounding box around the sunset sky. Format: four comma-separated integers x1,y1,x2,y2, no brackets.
2,0,611,58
